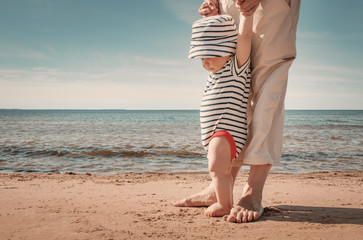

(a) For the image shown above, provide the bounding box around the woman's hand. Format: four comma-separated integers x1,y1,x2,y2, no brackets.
235,0,261,16
199,0,219,17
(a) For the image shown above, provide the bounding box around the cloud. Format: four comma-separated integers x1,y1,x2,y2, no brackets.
131,55,186,67
0,74,203,109
297,31,329,40
292,62,363,83
0,44,51,60
1,46,362,110
0,68,87,85
0,53,208,109
286,61,363,109
0,53,204,84
160,0,201,25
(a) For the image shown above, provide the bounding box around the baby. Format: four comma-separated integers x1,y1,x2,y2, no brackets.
188,13,253,217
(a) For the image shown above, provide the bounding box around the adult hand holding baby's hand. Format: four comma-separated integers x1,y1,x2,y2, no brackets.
235,0,261,16
199,0,219,17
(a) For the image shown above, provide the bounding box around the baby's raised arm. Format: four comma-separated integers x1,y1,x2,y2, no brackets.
236,14,253,67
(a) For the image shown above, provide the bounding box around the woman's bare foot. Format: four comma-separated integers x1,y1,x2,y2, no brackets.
205,202,231,217
172,184,217,207
226,192,264,222
226,164,271,223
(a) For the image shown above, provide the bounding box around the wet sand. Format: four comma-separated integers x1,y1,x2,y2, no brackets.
0,171,362,239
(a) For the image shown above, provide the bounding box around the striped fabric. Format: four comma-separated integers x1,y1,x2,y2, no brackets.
200,54,251,159
188,15,238,59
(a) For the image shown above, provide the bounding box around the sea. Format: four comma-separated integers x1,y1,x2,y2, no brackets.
0,109,362,175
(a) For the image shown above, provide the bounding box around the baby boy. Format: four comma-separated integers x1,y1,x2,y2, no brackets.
188,13,253,217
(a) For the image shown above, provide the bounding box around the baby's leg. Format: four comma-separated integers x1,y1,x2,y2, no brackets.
205,136,233,217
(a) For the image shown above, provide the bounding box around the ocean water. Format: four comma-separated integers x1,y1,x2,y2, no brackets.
0,109,362,174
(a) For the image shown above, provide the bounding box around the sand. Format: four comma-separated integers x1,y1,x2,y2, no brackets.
0,171,362,240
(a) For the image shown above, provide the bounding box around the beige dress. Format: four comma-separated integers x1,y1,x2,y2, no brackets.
218,0,301,166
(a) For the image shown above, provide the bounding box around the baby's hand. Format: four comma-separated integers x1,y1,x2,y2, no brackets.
199,0,219,17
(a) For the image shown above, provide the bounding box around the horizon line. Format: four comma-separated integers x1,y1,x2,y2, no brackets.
1,108,362,111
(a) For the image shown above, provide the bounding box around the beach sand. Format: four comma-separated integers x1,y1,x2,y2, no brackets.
0,171,362,240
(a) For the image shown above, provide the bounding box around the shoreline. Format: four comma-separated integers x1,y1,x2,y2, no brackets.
1,171,362,239
1,169,361,176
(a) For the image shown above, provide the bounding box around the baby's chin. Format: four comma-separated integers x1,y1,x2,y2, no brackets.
203,66,219,73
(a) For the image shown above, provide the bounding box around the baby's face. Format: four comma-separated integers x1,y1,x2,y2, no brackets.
202,55,230,73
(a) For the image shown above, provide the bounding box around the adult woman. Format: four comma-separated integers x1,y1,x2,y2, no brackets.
175,0,301,223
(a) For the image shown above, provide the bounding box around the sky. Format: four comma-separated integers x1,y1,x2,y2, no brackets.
0,0,362,110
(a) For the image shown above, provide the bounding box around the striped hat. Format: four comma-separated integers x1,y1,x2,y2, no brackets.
188,15,238,59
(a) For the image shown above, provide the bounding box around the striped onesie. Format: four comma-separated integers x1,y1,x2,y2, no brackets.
200,54,251,160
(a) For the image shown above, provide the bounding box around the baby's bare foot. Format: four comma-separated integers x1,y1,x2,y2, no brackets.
173,185,217,207
205,203,231,217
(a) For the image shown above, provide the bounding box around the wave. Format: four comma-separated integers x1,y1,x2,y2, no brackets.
285,124,363,129
282,152,363,161
0,145,204,159
81,149,149,157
